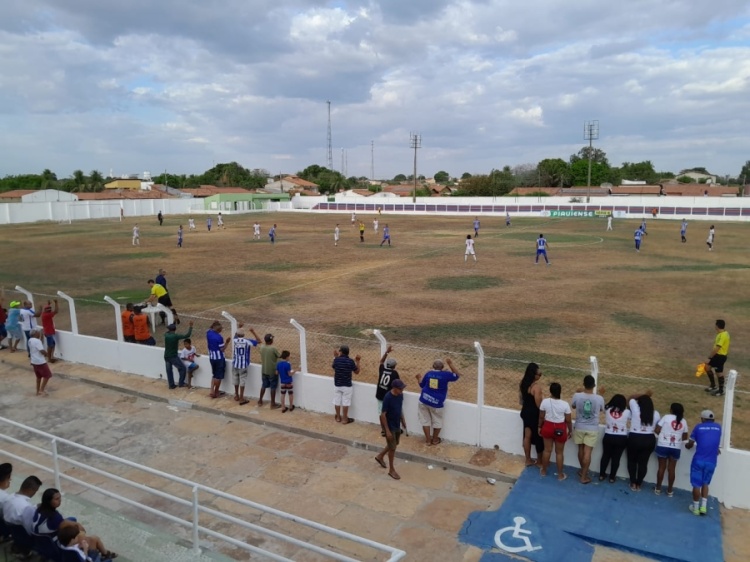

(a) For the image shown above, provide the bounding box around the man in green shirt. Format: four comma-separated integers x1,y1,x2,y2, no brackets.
164,321,193,389
259,333,281,409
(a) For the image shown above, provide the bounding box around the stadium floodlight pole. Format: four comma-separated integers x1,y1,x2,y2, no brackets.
410,132,421,203
584,120,599,202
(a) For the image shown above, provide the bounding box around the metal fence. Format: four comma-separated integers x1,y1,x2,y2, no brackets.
8,285,748,450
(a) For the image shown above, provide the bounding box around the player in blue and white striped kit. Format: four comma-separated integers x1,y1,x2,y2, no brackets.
680,219,688,243
634,227,644,252
535,234,550,265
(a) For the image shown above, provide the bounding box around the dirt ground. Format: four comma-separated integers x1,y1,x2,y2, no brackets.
1,210,748,445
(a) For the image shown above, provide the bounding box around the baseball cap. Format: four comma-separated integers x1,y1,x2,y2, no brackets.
700,409,715,420
264,333,274,343
385,358,397,368
391,379,406,389
9,301,20,308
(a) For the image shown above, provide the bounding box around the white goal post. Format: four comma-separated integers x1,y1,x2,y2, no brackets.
58,202,123,224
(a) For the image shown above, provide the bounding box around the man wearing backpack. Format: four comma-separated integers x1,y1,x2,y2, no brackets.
571,375,605,484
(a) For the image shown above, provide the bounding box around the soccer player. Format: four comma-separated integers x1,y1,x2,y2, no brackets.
207,217,212,232
157,211,163,225
464,234,476,263
269,224,277,244
177,225,183,248
253,222,261,239
634,227,644,252
132,224,140,246
334,224,340,246
607,215,613,231
217,212,225,229
535,234,550,265
380,224,391,247
351,212,357,226
506,211,511,227
680,219,688,243
188,218,196,231
640,219,648,235
359,221,365,243
706,225,715,251
373,218,379,233
473,217,480,237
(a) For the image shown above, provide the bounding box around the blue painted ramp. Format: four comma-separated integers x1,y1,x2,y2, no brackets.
459,466,723,562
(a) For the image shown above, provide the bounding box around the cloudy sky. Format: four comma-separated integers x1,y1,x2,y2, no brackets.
1,0,749,180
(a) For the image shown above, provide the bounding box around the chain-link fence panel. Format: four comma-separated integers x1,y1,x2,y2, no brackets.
305,331,383,384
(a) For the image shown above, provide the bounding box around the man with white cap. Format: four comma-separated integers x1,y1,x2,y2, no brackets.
685,409,722,516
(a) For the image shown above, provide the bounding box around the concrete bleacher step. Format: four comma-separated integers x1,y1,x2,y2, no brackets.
14,474,235,562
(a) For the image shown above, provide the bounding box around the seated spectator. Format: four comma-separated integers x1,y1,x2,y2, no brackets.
58,525,115,562
32,488,117,558
2,475,41,532
179,338,200,388
0,462,12,541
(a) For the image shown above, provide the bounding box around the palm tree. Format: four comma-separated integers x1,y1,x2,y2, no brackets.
71,170,86,193
41,168,57,189
89,170,104,192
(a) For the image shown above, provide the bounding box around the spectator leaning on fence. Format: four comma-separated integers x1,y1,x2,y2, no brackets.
40,299,59,363
571,375,605,485
519,362,544,466
6,301,23,353
19,300,41,357
207,321,231,399
685,409,722,516
539,382,572,481
332,345,361,424
415,358,461,446
260,334,281,409
163,321,194,389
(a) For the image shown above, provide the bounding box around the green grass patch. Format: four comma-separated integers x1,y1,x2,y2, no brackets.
250,262,307,272
427,276,502,291
103,251,168,260
387,318,557,345
500,232,601,244
611,312,666,333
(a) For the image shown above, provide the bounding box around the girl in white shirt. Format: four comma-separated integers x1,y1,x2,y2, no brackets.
653,403,688,496
598,394,631,483
626,392,661,491
538,382,572,481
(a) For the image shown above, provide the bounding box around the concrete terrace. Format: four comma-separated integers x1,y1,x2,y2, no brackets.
0,353,748,562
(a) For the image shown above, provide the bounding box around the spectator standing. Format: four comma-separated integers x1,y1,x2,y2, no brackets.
654,402,688,497
29,329,53,396
571,375,605,484
121,303,136,343
179,338,200,388
207,321,230,399
40,299,59,363
415,358,461,445
598,394,631,483
19,300,41,357
376,345,400,416
374,379,407,480
259,334,281,408
6,301,23,353
155,269,168,290
232,325,260,406
277,350,296,413
519,362,544,466
332,345,361,424
704,319,730,396
539,382,572,481
627,391,660,492
132,306,155,346
163,321,194,389
685,410,722,515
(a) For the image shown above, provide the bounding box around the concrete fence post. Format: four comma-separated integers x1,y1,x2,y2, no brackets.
14,285,33,309
373,329,388,357
474,341,485,447
221,311,238,341
56,290,78,335
722,369,739,450
290,319,307,375
103,296,124,342
590,356,599,388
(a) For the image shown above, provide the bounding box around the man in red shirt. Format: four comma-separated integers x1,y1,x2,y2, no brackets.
40,299,59,363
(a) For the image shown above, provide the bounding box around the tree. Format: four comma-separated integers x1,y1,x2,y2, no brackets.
40,169,57,189
89,170,104,192
461,172,472,180
71,170,86,192
456,168,515,197
512,163,538,187
569,159,610,186
537,158,569,187
677,175,692,184
738,160,750,185
570,147,609,167
434,170,450,183
619,161,658,184
393,174,407,182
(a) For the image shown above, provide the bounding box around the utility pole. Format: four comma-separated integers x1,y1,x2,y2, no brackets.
341,147,345,176
410,132,421,203
584,120,599,202
371,140,375,182
326,101,333,170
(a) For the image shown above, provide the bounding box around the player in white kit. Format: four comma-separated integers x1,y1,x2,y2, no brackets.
132,224,140,246
464,235,476,262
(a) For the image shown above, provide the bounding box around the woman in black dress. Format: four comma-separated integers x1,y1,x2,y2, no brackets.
519,362,544,466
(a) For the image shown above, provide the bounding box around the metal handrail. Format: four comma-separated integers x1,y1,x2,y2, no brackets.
0,416,406,561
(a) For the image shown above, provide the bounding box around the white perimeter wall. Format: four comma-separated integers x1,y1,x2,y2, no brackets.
51,330,750,510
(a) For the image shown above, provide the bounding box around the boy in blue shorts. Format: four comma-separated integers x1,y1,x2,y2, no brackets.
535,234,550,265
277,350,296,413
685,410,722,515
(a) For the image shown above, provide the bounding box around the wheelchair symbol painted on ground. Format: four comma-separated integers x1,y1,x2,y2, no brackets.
494,516,543,554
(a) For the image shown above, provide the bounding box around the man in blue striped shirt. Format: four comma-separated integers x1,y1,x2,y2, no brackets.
232,324,260,405
207,321,231,399
535,234,550,265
